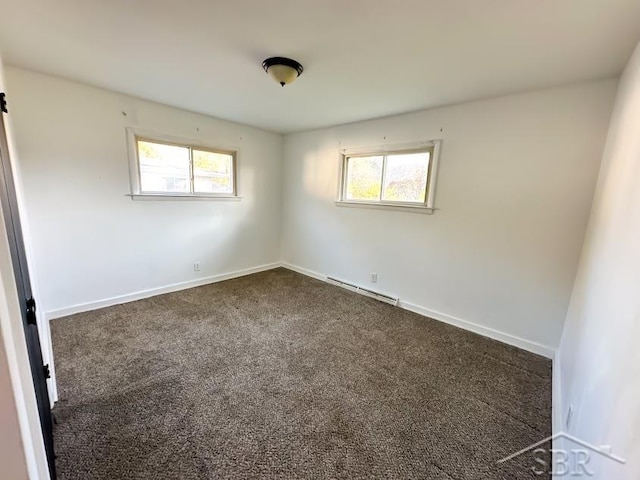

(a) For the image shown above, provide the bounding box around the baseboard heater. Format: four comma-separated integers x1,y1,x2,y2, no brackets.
325,276,399,306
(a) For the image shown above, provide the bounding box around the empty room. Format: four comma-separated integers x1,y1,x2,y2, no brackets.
0,1,639,479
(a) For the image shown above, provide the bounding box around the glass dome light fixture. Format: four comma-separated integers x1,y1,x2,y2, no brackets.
262,57,304,87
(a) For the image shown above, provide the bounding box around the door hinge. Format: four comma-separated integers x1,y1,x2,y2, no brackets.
26,297,37,325
0,93,6,113
43,364,51,379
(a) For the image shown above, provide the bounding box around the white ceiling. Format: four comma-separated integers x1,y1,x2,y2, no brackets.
1,0,639,133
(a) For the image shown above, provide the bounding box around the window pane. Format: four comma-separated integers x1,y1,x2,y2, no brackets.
138,140,190,193
192,150,234,194
381,152,430,203
345,156,383,201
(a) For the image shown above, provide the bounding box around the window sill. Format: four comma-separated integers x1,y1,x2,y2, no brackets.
127,194,242,201
335,201,434,214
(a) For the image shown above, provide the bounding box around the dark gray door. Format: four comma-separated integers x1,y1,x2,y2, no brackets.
0,93,56,479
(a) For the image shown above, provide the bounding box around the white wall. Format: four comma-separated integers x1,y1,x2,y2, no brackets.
281,81,617,354
0,57,49,480
0,334,29,480
5,67,283,317
557,42,640,478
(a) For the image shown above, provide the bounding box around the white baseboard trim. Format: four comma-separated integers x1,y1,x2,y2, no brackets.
552,350,565,480
552,350,563,433
47,260,556,359
280,262,555,359
280,262,326,281
46,262,282,320
399,301,555,358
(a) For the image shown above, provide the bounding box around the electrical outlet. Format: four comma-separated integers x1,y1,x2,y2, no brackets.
566,404,574,429
194,262,200,272
371,272,378,283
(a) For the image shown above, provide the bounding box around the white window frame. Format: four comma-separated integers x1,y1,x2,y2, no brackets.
336,140,441,214
126,128,240,200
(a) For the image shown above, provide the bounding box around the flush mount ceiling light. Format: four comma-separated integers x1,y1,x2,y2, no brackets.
262,57,304,87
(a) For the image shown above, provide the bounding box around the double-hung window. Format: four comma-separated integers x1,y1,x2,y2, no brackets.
127,129,237,199
338,141,441,213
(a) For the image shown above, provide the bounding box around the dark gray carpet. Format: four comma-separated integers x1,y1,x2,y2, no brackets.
51,268,551,479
